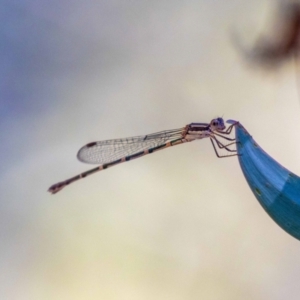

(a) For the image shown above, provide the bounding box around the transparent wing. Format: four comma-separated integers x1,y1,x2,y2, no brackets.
77,127,185,164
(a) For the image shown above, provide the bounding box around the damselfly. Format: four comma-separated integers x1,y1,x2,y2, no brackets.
48,118,238,194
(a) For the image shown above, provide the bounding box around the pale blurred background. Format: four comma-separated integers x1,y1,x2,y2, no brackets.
2,0,300,299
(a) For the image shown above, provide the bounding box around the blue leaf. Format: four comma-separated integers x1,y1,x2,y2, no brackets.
228,120,300,240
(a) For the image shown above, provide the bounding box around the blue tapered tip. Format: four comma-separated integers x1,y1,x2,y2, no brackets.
235,122,300,241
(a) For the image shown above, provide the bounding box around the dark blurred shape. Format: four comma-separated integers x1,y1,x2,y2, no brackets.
233,1,300,67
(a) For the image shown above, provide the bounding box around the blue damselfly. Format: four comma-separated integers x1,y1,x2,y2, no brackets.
48,118,238,194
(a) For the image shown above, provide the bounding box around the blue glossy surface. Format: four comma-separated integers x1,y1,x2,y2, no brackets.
234,122,300,240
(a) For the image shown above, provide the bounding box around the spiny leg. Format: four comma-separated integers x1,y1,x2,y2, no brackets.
210,137,239,158
215,122,238,138
221,122,237,134
210,138,238,158
214,140,237,150
211,135,238,152
213,131,236,141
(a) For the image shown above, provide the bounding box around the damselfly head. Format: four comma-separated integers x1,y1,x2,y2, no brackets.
210,118,225,131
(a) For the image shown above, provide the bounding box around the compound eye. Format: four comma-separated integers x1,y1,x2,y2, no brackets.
213,121,218,126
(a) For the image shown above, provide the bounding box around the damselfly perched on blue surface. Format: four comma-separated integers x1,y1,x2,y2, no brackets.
48,118,238,194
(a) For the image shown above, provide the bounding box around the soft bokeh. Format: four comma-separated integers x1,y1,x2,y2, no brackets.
2,0,300,299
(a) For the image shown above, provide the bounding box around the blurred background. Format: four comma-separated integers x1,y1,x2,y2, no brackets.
2,0,300,299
